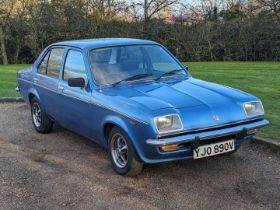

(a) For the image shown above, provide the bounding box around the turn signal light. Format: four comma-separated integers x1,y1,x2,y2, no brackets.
161,144,181,152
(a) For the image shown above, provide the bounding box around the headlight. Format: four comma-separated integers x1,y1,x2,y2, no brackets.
244,101,264,117
154,114,183,134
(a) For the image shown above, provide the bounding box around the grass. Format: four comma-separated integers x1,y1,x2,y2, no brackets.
0,64,30,97
0,62,279,140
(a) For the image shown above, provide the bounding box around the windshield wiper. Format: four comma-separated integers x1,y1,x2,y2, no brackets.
111,73,152,87
155,69,184,81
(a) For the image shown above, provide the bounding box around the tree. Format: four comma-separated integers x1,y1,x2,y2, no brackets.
185,0,223,19
0,0,17,64
84,0,126,20
220,3,244,20
127,0,178,22
255,0,280,19
0,25,8,64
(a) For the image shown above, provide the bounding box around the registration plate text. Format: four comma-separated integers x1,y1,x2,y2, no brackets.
193,140,235,159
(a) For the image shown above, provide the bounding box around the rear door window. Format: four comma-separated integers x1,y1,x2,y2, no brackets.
47,48,64,78
38,48,64,78
38,51,50,74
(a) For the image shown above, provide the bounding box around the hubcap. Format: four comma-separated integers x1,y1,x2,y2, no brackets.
32,102,41,127
111,133,128,168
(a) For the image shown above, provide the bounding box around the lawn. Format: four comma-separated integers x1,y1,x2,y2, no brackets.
0,64,30,97
0,62,279,140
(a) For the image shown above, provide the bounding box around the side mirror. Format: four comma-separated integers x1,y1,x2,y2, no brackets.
68,77,85,88
184,65,189,71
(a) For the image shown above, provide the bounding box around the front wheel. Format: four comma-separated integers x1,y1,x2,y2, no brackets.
108,127,143,176
31,98,53,133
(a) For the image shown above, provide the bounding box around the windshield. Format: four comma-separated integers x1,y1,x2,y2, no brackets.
89,45,187,86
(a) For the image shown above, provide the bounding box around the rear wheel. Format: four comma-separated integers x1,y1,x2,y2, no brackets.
31,98,53,133
108,127,143,176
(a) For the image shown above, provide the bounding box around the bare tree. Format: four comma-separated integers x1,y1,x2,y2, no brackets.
145,0,178,21
84,0,126,20
124,2,143,21
182,0,223,16
255,0,280,18
127,0,178,21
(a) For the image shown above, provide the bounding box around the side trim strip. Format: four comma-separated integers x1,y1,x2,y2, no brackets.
88,100,149,125
60,92,90,104
18,78,149,125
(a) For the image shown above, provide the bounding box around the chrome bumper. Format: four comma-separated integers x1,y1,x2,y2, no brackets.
146,119,269,147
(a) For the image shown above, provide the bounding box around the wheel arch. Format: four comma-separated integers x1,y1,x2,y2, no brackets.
102,116,136,147
102,116,144,164
103,122,116,144
27,88,40,106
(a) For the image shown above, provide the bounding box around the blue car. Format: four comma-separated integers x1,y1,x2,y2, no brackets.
17,38,269,176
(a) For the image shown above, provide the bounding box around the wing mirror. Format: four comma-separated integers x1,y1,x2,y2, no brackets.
68,77,85,88
184,65,189,71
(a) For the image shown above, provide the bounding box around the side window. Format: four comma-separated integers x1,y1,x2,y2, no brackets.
63,50,87,81
38,51,50,74
47,48,64,78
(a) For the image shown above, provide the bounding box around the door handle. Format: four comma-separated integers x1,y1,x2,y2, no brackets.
58,86,65,91
33,78,38,83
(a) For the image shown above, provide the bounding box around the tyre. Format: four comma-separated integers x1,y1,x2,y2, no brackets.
31,98,53,133
108,126,143,176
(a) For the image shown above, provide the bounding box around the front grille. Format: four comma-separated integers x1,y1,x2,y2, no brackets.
179,134,237,149
158,118,263,139
198,135,236,146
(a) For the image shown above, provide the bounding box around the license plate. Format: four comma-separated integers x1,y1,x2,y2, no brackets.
193,140,235,159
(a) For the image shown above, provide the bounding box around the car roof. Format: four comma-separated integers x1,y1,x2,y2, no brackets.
52,38,158,50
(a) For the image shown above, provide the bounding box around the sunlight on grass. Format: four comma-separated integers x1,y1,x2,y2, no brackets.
0,64,30,97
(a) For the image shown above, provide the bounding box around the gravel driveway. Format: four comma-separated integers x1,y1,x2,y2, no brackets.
0,103,279,210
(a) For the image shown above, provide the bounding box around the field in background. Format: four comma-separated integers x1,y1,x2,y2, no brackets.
0,62,279,140
0,64,30,97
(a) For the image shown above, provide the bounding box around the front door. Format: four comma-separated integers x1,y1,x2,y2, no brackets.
57,49,93,138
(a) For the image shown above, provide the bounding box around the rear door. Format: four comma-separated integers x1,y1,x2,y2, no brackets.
35,47,65,120
57,48,93,137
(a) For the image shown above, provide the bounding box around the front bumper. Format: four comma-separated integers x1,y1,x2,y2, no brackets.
146,119,269,147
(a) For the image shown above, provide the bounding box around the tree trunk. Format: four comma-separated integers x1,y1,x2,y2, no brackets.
0,26,8,64
107,0,111,19
14,40,20,64
144,0,148,22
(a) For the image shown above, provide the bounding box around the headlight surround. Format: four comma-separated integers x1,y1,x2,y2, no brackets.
154,114,183,134
244,101,264,117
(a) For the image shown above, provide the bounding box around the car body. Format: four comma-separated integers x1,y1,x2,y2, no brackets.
17,38,269,176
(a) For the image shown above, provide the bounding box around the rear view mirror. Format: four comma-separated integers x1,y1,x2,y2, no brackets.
68,77,85,88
